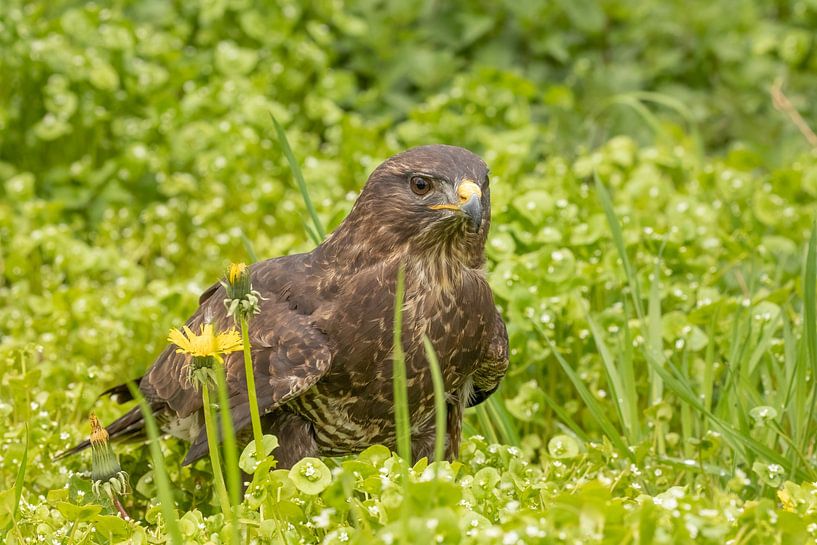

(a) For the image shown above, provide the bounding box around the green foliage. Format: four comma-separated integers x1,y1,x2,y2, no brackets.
3,0,817,543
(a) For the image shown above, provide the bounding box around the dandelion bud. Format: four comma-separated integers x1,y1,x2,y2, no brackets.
221,262,264,321
89,413,109,446
225,262,251,300
90,413,120,483
89,413,130,508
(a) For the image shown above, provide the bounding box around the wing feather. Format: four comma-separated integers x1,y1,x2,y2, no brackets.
183,303,332,464
467,309,509,407
136,256,333,464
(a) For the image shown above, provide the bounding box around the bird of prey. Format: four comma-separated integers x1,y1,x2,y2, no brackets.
60,144,509,468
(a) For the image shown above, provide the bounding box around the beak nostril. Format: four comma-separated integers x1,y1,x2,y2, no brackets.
457,180,482,204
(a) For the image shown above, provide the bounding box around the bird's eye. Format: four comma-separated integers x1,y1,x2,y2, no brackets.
410,175,432,196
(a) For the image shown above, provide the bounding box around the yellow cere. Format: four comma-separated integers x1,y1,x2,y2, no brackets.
457,179,482,202
430,179,482,211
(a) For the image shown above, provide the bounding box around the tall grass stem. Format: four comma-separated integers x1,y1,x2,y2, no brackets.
392,264,410,544
126,384,183,545
270,114,325,242
422,335,447,465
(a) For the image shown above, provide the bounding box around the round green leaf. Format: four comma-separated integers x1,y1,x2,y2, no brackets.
56,501,102,522
92,514,132,537
749,406,778,426
239,434,279,473
289,457,332,495
548,434,580,459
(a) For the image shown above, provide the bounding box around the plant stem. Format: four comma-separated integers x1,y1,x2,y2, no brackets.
214,365,241,545
127,384,183,545
110,494,130,521
202,386,233,523
241,316,264,449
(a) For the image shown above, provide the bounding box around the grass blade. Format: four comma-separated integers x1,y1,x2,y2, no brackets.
239,229,258,264
7,424,28,533
474,405,500,445
594,173,644,321
270,114,325,241
303,222,322,247
646,256,667,455
392,264,411,461
783,308,809,458
391,264,410,545
127,384,183,545
535,323,635,462
803,224,817,439
642,352,812,480
214,365,241,514
422,335,447,464
646,257,665,405
702,310,718,415
541,390,590,442
586,312,633,442
462,420,479,437
484,395,521,447
618,306,641,441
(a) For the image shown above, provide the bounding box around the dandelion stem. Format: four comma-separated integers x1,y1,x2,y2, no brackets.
111,494,130,520
202,386,233,523
241,315,265,450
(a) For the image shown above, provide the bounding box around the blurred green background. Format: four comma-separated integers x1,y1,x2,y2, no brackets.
2,0,815,373
3,0,817,542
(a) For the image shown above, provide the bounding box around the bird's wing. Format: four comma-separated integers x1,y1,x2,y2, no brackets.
139,257,333,436
466,308,509,407
180,298,333,464
225,301,333,427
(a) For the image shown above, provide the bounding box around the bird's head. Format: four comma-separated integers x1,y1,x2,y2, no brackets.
337,145,491,268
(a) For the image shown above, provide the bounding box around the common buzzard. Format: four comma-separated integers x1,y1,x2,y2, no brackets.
61,145,509,467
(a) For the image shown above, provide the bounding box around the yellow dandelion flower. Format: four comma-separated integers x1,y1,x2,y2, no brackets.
228,262,248,285
167,323,242,360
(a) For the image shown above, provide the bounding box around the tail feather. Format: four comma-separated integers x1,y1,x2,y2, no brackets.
99,381,138,404
53,380,161,461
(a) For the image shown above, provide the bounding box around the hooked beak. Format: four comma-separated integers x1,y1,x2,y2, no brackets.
430,179,483,231
461,192,482,231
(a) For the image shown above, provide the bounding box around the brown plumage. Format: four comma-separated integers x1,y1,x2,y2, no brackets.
58,144,509,467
